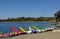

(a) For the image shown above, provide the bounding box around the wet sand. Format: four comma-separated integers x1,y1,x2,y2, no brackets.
0,31,60,39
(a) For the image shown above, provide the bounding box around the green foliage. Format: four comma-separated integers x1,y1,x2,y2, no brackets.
0,17,55,22
54,10,60,22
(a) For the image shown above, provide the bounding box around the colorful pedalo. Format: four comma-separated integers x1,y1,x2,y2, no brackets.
0,26,56,38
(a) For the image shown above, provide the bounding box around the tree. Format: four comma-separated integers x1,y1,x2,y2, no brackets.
7,17,11,20
54,10,60,22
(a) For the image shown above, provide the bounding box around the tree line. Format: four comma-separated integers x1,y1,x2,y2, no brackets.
1,10,60,22
0,17,55,22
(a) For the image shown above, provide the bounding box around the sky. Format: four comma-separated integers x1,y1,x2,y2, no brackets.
0,0,60,19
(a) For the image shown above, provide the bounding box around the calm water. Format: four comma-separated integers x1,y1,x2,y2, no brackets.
0,22,56,34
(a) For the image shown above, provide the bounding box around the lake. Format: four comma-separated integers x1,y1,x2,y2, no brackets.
0,22,56,34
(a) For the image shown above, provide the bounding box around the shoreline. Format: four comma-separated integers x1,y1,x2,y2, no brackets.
0,21,60,39
0,31,60,39
0,20,54,22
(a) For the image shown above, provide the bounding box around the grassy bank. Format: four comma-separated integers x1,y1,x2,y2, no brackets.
51,20,60,28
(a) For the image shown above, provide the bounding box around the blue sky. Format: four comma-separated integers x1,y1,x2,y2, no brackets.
0,0,60,19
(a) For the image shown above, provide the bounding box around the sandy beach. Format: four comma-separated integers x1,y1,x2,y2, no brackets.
0,31,60,39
